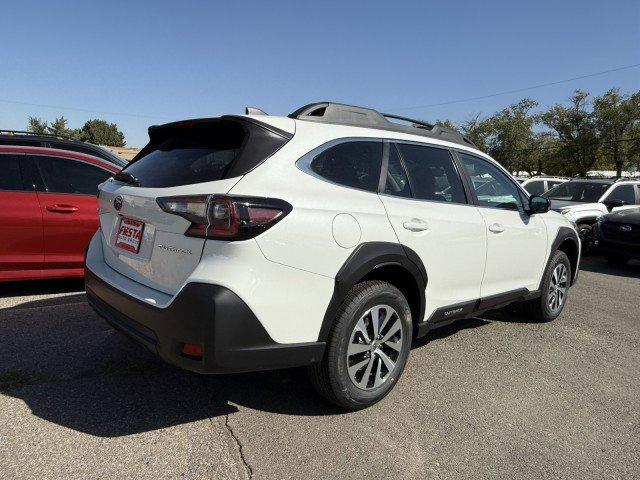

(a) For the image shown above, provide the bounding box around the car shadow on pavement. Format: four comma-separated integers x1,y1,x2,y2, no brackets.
412,317,490,349
1,290,347,437
579,256,640,279
0,290,501,437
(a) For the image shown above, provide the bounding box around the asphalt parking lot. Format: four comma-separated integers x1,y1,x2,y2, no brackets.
0,256,638,479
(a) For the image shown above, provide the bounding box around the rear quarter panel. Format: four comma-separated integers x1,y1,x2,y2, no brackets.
228,122,399,278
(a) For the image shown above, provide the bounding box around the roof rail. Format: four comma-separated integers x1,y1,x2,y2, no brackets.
288,102,476,148
0,129,75,141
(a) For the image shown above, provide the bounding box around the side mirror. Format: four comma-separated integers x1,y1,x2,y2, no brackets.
529,195,550,214
603,199,624,211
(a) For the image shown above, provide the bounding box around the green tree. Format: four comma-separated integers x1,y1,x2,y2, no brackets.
28,117,49,135
483,99,539,174
593,88,640,177
540,90,598,177
47,116,80,139
78,119,126,147
458,113,491,152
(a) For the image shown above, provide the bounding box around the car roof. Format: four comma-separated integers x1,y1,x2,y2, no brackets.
567,178,615,184
0,131,127,167
0,145,120,172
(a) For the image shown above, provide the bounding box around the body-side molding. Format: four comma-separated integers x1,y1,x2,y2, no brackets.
416,288,539,337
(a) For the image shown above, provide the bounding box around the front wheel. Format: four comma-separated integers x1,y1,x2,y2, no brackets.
522,250,572,322
308,280,412,410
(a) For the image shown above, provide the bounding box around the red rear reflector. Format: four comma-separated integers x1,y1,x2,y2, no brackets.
182,343,203,359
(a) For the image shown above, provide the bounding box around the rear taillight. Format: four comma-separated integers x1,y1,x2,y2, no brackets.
156,195,292,240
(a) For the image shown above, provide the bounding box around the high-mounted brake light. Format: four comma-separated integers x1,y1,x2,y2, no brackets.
156,195,292,240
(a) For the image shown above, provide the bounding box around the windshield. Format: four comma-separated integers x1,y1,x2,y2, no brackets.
543,181,611,203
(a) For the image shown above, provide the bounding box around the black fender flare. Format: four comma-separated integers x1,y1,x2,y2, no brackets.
540,226,580,288
317,242,427,342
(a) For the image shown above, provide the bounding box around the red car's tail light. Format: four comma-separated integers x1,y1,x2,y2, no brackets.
156,195,292,240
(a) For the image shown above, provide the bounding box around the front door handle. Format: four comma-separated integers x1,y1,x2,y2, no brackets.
403,219,429,232
46,204,79,213
488,223,504,233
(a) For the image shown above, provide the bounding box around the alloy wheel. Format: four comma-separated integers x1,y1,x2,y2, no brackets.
346,305,403,390
548,263,568,314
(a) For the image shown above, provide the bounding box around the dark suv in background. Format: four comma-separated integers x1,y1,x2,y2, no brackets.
593,207,640,264
0,130,127,167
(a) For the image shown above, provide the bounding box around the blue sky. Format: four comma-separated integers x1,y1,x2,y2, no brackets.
1,0,639,147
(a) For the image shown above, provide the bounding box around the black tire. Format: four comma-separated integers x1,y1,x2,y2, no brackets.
577,223,593,256
308,280,412,410
522,250,572,322
605,254,630,265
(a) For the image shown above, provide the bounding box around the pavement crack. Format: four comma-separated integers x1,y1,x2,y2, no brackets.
224,413,253,479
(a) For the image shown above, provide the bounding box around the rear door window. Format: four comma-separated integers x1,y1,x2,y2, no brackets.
396,143,466,204
310,141,382,192
606,184,637,204
0,155,24,191
35,156,112,195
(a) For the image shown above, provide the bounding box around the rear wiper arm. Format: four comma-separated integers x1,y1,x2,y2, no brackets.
113,171,140,187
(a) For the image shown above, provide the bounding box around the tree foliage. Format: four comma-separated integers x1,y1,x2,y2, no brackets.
593,89,640,177
78,119,126,147
27,116,125,146
441,87,640,177
28,117,49,135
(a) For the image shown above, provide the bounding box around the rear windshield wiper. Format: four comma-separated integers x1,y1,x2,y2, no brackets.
113,171,140,187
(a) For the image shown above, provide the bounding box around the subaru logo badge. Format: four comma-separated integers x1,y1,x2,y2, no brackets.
620,225,632,233
113,196,123,211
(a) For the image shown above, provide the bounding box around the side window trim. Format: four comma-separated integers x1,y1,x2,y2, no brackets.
379,141,390,194
453,149,528,213
448,148,476,205
296,137,384,194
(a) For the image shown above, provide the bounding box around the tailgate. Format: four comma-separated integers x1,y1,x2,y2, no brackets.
98,179,240,294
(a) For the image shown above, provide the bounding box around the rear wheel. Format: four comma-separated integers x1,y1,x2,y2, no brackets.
522,250,571,322
308,280,412,410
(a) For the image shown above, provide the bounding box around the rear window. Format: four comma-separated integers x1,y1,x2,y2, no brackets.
121,119,289,188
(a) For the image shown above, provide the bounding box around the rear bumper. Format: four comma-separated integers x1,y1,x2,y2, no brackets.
85,268,325,374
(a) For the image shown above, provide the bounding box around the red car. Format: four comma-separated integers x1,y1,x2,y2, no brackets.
0,145,120,281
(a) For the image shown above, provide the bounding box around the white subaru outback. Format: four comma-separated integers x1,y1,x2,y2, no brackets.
85,102,580,409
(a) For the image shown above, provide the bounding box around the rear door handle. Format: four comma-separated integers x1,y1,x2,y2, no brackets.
488,223,504,233
403,219,429,232
46,204,79,213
